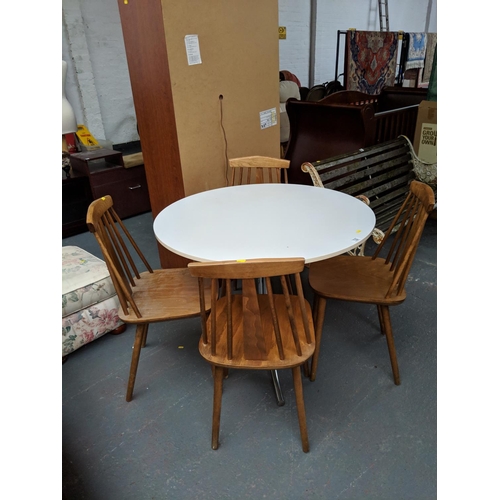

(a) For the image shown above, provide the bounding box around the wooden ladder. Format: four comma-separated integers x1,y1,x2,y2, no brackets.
378,0,390,31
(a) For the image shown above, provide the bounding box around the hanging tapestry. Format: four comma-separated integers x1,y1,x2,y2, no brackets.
422,33,437,84
345,31,399,94
405,33,427,70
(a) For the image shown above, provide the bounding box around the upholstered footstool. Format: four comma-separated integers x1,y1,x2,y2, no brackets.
62,246,126,361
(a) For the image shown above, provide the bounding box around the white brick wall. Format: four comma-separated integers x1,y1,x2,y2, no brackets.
278,0,311,88
63,0,139,144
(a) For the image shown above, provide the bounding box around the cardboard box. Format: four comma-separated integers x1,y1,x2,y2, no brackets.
413,100,437,163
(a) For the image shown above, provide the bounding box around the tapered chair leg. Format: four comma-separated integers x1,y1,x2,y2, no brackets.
292,366,310,453
141,324,149,347
312,294,318,323
212,366,224,450
306,297,317,376
211,366,229,379
310,295,327,381
377,305,386,335
302,359,310,378
126,323,148,402
379,306,400,385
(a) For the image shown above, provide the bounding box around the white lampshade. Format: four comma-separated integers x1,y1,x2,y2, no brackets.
62,60,77,134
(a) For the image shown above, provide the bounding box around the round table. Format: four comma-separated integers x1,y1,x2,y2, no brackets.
153,183,376,264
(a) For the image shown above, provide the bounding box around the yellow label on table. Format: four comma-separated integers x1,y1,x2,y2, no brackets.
76,124,100,147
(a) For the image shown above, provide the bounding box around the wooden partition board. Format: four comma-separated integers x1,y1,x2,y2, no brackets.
161,0,280,196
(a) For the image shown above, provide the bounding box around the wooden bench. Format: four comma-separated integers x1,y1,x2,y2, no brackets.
301,135,436,253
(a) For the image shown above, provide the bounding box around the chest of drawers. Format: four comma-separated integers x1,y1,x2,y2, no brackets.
69,149,151,220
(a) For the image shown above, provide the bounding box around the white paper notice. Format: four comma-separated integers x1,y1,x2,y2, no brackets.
185,35,202,66
418,122,437,163
259,108,277,130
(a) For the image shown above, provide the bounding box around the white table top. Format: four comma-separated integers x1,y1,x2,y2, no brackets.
153,183,376,264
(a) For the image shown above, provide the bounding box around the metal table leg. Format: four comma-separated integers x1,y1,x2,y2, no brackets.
256,277,286,406
271,369,285,406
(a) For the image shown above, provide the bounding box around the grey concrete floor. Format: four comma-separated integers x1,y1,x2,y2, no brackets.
62,211,437,500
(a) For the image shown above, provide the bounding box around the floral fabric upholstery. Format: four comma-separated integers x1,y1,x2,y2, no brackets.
62,246,123,357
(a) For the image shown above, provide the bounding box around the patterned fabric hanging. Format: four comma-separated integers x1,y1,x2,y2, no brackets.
422,33,437,84
405,33,427,70
345,31,399,94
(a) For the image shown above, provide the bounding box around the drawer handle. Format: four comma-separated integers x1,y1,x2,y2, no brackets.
128,184,142,190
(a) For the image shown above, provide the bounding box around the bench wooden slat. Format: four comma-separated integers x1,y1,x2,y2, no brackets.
371,192,409,232
314,149,411,189
369,177,414,203
311,136,408,168
311,140,411,184
323,160,414,199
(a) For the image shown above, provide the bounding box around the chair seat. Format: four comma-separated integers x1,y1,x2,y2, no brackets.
118,268,210,324
199,295,315,369
308,255,406,305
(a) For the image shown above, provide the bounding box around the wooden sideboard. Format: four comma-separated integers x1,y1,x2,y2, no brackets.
62,149,151,238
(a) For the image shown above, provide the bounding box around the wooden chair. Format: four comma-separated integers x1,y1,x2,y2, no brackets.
188,258,315,452
229,156,289,185
86,195,211,402
307,181,435,384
